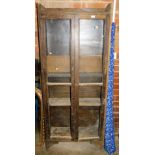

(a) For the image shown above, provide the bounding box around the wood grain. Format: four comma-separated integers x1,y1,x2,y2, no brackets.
48,98,71,106
50,127,71,140
79,83,103,86
79,98,101,106
79,126,99,141
80,56,102,72
47,82,71,86
47,55,102,73
47,56,70,73
38,4,51,148
38,6,113,146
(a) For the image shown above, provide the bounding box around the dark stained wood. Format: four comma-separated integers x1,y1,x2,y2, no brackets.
50,127,72,140
48,86,70,98
47,82,71,86
79,83,103,86
70,17,76,140
79,14,106,19
48,98,71,106
79,137,99,141
47,55,102,73
35,87,44,147
78,106,99,141
47,72,102,83
80,56,102,72
38,5,113,147
79,98,101,106
98,13,109,138
47,56,70,73
47,73,70,83
77,12,105,141
79,126,99,141
37,4,51,149
48,85,102,98
79,73,102,83
50,107,71,127
71,15,79,140
79,107,99,127
79,86,101,98
40,8,111,19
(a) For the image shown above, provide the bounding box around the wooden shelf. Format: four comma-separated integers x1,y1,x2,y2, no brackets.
48,73,70,78
80,72,102,77
79,83,103,86
50,127,71,140
47,82,71,86
78,126,99,141
49,98,71,106
79,98,101,106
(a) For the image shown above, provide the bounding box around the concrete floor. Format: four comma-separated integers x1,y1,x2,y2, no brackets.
36,136,119,155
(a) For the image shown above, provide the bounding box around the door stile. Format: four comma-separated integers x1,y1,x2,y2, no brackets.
38,16,51,147
73,15,80,140
70,16,77,140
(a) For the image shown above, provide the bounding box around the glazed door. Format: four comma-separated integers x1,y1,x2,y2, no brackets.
45,16,78,141
77,14,106,140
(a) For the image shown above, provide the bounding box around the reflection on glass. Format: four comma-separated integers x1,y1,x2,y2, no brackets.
46,20,71,82
80,19,104,83
46,20,70,55
80,19,104,55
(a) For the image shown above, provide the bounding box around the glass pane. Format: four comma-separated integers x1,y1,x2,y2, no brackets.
46,19,71,82
80,19,104,55
78,107,99,139
48,86,71,98
48,73,70,83
50,107,71,139
80,19,104,83
79,86,101,98
46,20,70,55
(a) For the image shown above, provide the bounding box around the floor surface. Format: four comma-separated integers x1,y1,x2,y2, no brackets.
36,136,119,155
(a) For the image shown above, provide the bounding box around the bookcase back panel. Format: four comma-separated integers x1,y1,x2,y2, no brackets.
49,86,71,98
50,107,71,127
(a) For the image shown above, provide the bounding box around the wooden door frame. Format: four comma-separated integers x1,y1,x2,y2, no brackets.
75,5,112,142
37,5,50,149
37,4,77,146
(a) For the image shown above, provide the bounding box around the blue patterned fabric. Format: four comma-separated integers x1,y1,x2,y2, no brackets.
104,22,116,155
